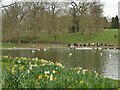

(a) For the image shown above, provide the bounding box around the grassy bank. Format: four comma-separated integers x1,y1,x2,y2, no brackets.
1,56,118,88
2,29,118,48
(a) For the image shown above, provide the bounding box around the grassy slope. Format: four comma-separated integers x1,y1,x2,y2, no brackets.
59,29,118,44
2,29,118,48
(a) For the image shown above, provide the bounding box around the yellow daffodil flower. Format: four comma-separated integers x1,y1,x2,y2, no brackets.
80,80,83,84
38,75,42,80
12,67,14,75
45,74,49,79
53,77,57,81
50,74,53,81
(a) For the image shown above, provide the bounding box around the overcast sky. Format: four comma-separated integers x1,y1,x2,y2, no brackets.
101,0,119,18
1,0,120,18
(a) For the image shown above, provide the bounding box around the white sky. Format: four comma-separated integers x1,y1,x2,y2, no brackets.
101,0,119,18
1,0,120,18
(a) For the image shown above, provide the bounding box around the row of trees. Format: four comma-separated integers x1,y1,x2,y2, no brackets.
111,15,119,29
2,0,108,43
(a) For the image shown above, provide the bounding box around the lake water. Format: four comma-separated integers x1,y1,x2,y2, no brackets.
2,48,119,80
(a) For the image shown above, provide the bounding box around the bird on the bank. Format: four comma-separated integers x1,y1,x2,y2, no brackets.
44,48,47,51
38,49,40,51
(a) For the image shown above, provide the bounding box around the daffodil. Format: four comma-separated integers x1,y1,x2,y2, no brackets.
23,57,27,60
94,71,99,76
30,65,33,70
34,64,38,67
83,69,88,74
53,77,57,81
12,67,14,75
38,75,42,80
77,67,82,70
45,74,49,79
40,64,46,66
19,65,24,70
27,70,30,73
18,60,21,63
40,59,48,63
50,74,53,81
77,70,80,74
29,62,31,65
80,80,83,84
14,65,17,67
52,70,56,74
44,71,50,74
96,73,99,77
3,56,8,58
55,62,65,68
35,57,38,61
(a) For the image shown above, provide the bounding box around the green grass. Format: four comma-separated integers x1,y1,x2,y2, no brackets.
2,29,118,48
1,56,118,88
58,29,118,44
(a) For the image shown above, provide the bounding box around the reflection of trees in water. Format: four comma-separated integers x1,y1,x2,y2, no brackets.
68,49,103,73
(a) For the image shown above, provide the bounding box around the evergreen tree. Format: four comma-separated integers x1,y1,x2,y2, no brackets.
111,15,119,29
111,17,115,29
114,15,119,29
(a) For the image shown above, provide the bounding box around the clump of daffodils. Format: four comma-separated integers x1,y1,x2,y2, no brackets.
55,62,65,68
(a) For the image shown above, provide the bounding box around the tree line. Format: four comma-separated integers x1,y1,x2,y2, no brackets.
2,0,108,43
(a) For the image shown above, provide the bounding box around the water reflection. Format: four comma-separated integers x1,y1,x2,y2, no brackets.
102,49,118,80
2,48,119,80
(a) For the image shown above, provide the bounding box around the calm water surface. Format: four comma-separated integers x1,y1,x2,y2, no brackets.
2,48,119,80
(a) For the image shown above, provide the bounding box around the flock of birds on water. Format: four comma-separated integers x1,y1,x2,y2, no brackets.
9,45,117,58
